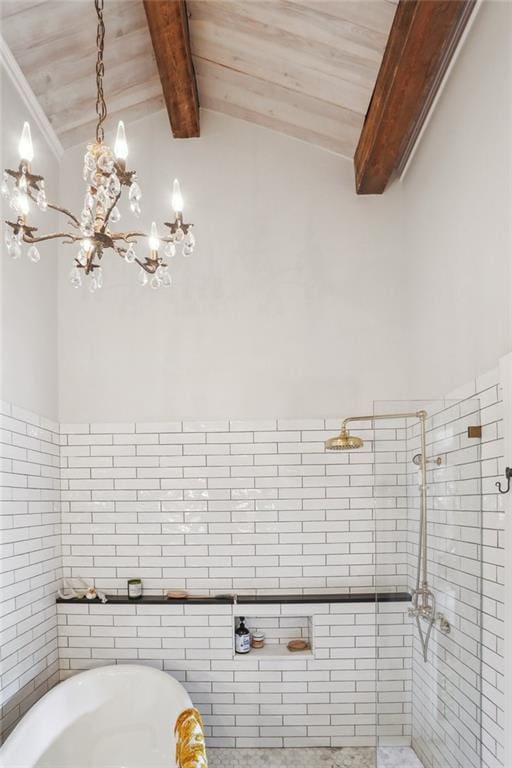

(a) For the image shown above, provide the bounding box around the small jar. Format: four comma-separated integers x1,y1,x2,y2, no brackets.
127,578,142,600
251,629,265,649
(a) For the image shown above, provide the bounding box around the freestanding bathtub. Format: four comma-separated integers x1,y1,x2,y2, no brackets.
0,664,194,768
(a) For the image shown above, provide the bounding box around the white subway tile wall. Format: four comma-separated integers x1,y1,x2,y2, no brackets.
0,366,505,764
57,600,412,748
0,403,61,740
59,420,407,595
398,371,503,768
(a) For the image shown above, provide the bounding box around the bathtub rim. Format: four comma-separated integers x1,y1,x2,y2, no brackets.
0,664,192,768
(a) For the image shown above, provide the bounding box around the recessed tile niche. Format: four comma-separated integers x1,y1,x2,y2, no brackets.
234,614,313,659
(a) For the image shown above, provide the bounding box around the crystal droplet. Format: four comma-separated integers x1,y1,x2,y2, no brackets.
109,173,121,197
162,269,172,288
125,245,136,263
37,189,48,211
89,276,98,293
81,207,93,225
10,187,21,210
185,229,195,248
128,181,141,202
130,200,141,218
85,191,95,210
1,172,9,198
96,186,108,208
183,244,194,257
84,151,96,171
10,241,22,259
138,268,148,286
96,267,103,289
19,193,29,216
109,206,121,223
150,276,161,290
97,152,114,173
4,230,12,247
11,190,29,215
70,266,82,287
28,245,40,262
164,242,176,259
174,227,184,243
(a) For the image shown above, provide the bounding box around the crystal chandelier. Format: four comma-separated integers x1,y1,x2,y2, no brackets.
1,0,195,292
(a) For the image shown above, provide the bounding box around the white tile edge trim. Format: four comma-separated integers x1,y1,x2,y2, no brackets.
500,351,512,768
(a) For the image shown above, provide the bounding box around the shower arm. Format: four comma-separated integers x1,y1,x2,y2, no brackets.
341,410,429,592
340,410,427,431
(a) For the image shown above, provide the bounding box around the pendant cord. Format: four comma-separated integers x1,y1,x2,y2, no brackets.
95,0,107,143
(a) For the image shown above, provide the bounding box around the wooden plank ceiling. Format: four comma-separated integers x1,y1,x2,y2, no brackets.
0,0,397,157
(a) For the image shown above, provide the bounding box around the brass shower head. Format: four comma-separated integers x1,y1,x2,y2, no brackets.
324,428,364,451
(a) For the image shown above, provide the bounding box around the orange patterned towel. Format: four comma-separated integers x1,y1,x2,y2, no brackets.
174,707,208,768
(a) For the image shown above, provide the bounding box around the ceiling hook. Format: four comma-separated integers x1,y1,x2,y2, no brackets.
496,467,512,494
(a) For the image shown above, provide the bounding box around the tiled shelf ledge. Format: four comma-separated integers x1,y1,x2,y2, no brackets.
56,591,411,606
233,644,313,661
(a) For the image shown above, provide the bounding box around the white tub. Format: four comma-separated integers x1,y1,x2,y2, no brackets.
0,665,194,768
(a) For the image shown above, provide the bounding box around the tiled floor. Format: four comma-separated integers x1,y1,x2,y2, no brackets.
208,747,424,767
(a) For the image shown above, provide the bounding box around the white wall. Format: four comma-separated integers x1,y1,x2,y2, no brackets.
0,59,62,741
57,2,512,423
0,65,59,421
401,0,512,399
58,110,408,423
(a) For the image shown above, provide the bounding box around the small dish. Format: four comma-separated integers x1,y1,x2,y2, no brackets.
287,639,310,652
166,590,188,599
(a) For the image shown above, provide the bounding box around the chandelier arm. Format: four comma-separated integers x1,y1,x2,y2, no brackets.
22,232,83,245
111,231,147,242
26,188,81,228
110,232,176,245
134,257,158,275
112,243,128,261
112,244,158,275
45,202,81,228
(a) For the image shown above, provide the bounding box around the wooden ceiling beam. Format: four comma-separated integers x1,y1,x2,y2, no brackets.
143,0,199,138
354,0,476,195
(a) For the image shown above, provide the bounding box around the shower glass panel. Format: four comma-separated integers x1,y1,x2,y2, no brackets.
373,398,483,768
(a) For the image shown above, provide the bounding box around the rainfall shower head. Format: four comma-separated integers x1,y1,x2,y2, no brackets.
324,428,364,451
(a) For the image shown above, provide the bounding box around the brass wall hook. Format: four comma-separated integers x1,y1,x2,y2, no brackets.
496,467,512,494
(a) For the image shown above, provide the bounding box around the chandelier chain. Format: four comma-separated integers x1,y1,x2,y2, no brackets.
95,0,107,143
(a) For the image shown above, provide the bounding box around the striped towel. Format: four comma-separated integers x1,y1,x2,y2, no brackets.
174,707,208,768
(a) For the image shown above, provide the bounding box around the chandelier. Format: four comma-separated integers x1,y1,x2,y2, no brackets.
1,0,195,292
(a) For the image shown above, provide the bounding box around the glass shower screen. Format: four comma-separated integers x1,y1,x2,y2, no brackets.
373,398,483,768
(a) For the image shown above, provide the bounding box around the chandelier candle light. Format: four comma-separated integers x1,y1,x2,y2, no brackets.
1,0,196,292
